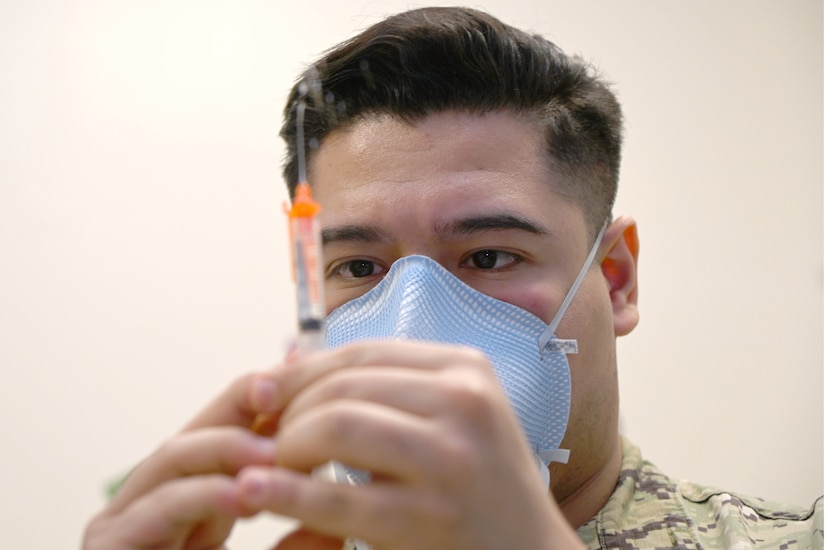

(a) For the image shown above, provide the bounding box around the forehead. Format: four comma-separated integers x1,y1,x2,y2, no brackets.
311,111,546,183
308,111,587,244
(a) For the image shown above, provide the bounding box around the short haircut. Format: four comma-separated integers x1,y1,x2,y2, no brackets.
281,6,623,240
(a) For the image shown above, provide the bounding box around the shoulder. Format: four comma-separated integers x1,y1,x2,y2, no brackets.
578,439,823,549
678,480,823,549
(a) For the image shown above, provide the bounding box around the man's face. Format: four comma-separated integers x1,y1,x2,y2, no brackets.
309,111,622,499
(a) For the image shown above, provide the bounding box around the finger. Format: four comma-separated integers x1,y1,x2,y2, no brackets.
279,367,450,426
184,371,270,431
110,474,251,548
110,427,276,511
277,400,437,481
261,340,491,413
271,527,344,550
237,466,452,548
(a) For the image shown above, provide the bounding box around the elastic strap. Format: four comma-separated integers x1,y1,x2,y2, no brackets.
539,221,608,352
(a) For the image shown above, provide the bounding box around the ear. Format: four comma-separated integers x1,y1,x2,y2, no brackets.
599,216,639,337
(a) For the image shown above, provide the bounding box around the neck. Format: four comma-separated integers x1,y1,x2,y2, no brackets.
556,435,623,529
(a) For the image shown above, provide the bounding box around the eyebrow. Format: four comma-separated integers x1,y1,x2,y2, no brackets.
322,225,391,245
436,214,549,238
322,213,548,246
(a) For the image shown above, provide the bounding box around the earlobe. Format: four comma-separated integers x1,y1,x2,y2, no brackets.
599,216,639,337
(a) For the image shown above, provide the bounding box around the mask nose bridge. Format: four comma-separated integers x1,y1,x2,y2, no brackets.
385,256,457,335
388,254,449,282
392,255,447,296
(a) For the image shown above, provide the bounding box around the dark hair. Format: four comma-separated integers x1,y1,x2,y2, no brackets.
280,6,623,239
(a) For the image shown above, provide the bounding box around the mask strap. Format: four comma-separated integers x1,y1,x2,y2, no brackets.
539,221,608,353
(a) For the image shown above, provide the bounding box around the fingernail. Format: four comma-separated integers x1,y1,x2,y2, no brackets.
239,469,269,506
251,377,276,411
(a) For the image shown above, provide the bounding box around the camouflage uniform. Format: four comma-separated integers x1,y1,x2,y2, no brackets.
577,438,824,549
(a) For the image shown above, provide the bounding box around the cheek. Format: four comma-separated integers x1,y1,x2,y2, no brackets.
562,276,615,382
484,284,560,324
563,281,617,425
557,270,612,334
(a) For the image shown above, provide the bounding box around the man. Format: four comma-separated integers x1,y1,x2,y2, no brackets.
83,7,822,549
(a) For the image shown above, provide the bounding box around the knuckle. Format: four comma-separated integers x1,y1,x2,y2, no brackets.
338,340,370,360
271,361,301,390
317,370,356,401
323,405,360,441
435,436,481,481
459,345,492,366
281,402,357,450
233,370,264,405
440,371,498,421
444,343,493,369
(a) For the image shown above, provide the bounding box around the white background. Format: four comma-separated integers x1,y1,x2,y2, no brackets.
0,1,821,548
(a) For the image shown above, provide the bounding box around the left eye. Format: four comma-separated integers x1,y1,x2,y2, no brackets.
465,250,519,269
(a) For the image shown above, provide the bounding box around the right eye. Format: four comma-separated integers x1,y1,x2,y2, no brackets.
331,259,387,279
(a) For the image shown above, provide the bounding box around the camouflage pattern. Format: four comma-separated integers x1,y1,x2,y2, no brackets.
577,438,824,549
348,437,822,549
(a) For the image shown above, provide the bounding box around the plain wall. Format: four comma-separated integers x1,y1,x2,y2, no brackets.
0,1,821,547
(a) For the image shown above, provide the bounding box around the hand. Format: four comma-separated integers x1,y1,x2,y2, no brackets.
82,373,280,550
237,340,585,550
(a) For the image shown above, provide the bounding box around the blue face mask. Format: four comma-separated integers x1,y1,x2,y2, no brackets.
325,225,606,488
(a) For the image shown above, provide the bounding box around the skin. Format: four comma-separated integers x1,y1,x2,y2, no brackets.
82,110,639,549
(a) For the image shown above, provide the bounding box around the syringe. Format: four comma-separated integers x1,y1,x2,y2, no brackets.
286,181,325,353
284,96,371,550
285,99,326,353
